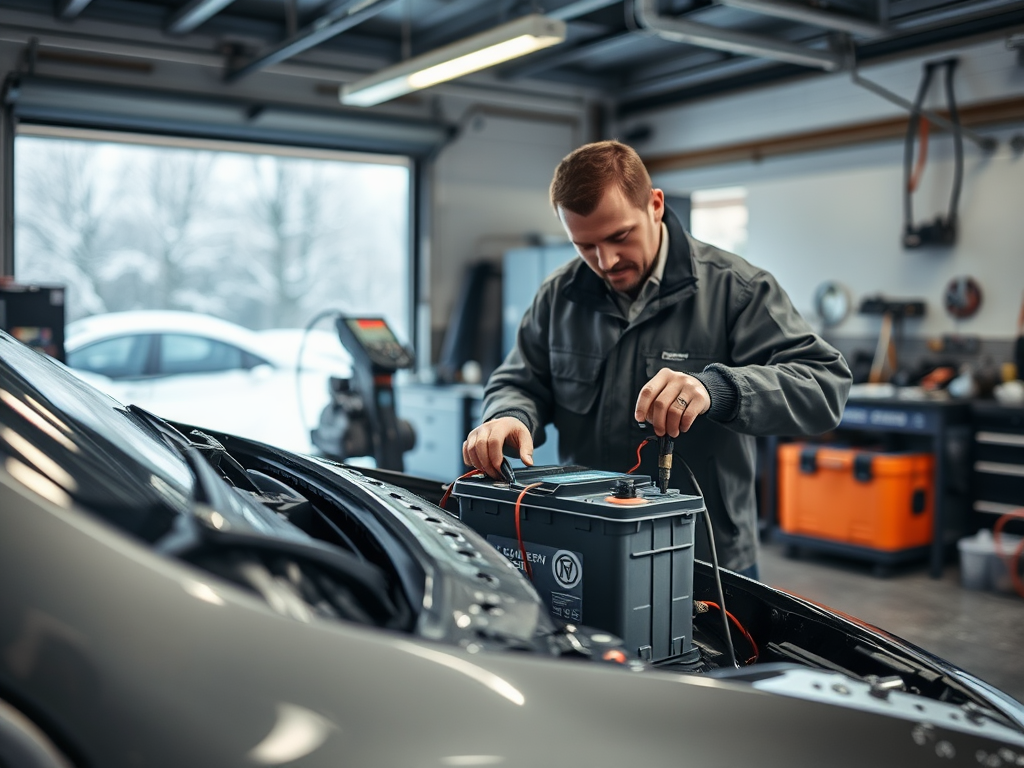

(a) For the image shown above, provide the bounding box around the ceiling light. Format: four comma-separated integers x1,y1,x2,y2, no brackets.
340,14,566,107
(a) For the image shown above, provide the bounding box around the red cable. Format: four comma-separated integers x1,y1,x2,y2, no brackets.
515,482,544,580
993,510,1024,599
440,468,484,509
701,600,759,664
908,117,930,193
628,437,653,474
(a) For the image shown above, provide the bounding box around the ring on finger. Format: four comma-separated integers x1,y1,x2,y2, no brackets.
675,395,688,409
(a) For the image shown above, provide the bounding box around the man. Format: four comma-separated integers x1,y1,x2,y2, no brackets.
462,140,851,578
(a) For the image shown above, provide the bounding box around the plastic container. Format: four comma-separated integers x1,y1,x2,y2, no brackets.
452,465,704,663
778,444,934,552
958,529,1024,593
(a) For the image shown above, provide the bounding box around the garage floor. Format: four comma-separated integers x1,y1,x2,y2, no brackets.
758,540,1024,705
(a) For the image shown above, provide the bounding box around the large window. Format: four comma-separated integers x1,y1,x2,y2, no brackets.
13,128,412,455
14,128,411,337
690,186,748,257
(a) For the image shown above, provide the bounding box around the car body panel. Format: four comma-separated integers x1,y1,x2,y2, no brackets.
2,330,1024,767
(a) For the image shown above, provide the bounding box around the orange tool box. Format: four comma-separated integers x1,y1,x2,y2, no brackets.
777,443,934,552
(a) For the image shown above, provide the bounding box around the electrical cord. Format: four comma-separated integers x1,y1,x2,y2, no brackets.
902,59,963,245
903,63,934,233
696,600,759,665
943,59,964,226
515,482,545,580
295,308,345,444
627,437,655,474
679,458,740,669
439,468,483,510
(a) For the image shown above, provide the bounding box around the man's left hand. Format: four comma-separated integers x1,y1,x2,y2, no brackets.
634,368,711,437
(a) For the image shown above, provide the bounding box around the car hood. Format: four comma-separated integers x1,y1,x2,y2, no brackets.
4,466,1024,768
2,330,1024,767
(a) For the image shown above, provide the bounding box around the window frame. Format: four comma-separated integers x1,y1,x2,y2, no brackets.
5,121,421,358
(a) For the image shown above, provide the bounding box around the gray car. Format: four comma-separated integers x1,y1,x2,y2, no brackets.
1,329,1023,768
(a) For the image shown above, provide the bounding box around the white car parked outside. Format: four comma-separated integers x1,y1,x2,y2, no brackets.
65,310,351,453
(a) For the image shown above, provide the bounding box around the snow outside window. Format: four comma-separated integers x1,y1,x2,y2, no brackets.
13,129,412,455
14,129,411,337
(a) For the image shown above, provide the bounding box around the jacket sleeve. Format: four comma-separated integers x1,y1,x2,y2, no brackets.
481,283,555,448
707,269,852,437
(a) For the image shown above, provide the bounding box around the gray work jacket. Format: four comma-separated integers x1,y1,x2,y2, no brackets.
483,209,852,571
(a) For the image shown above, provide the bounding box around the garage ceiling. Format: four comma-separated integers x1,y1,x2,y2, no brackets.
3,0,1023,115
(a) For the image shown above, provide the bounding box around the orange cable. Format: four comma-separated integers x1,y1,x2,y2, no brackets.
440,468,484,509
515,482,544,580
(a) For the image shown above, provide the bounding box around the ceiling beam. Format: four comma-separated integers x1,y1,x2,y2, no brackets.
165,0,238,35
501,31,635,78
545,0,623,21
225,0,401,83
56,0,94,20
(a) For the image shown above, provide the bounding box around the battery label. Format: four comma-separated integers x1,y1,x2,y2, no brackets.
487,535,584,623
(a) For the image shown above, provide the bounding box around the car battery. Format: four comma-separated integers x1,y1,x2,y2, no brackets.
452,465,705,663
777,443,935,553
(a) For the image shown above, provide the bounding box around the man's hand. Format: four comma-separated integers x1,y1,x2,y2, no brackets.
462,417,535,479
634,368,711,437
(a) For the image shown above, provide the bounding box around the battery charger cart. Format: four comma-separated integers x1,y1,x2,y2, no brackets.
311,316,416,471
453,466,705,665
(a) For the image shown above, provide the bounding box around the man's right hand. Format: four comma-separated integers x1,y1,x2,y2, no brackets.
462,417,534,479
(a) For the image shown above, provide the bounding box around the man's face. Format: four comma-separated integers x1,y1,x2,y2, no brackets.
559,184,665,298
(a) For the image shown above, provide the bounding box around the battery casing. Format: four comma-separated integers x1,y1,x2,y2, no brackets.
452,466,704,663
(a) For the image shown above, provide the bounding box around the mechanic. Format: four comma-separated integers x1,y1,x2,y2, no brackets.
462,140,852,579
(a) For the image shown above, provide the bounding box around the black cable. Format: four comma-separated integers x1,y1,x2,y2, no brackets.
295,309,345,445
903,64,935,236
680,458,740,670
943,60,964,228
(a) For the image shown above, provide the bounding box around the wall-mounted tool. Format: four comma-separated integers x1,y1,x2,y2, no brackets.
859,296,927,384
813,281,851,329
943,276,983,320
902,59,964,249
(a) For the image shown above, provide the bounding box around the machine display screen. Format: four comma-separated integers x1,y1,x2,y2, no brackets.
345,318,398,347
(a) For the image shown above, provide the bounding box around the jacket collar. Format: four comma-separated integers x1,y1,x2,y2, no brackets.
561,206,696,310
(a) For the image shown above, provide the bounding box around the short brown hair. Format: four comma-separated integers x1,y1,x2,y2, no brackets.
549,140,652,216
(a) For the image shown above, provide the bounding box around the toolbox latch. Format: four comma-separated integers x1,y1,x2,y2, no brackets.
854,453,874,482
799,446,818,474
912,489,927,515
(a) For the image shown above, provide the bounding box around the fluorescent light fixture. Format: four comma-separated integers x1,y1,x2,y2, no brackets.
340,14,566,107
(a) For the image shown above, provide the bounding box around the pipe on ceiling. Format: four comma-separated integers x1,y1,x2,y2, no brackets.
634,0,844,72
716,0,887,39
165,0,238,35
56,0,94,20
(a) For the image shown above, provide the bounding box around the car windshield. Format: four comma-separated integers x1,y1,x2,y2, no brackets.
0,333,193,540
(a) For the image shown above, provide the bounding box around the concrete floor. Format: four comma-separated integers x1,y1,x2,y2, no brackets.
757,539,1024,704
